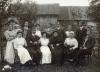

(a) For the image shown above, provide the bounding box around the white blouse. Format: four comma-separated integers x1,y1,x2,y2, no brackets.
39,38,49,46
4,30,16,40
64,38,78,49
65,31,75,37
35,30,41,37
14,37,27,49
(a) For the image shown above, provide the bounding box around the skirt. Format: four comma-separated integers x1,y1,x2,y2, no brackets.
40,46,51,64
4,40,15,64
16,47,32,64
52,47,64,64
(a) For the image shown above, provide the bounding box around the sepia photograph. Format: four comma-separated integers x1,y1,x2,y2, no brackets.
0,0,100,72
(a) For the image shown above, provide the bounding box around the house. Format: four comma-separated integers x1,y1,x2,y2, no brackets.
35,4,59,31
35,4,92,30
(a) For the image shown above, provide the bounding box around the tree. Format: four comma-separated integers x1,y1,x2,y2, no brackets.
89,0,100,54
7,1,37,23
0,0,11,62
0,0,11,19
88,0,100,22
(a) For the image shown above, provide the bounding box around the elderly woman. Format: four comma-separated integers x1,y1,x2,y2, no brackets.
39,32,52,64
64,32,78,62
50,31,64,65
13,31,32,65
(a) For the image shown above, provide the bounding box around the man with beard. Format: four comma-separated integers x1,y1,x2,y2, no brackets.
26,28,41,65
56,24,66,43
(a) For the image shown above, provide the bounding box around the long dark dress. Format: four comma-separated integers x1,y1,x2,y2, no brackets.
26,33,41,64
50,36,64,64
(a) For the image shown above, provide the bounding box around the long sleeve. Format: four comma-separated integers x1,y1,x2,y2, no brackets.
24,38,27,47
64,38,67,46
13,39,17,49
4,31,9,40
85,37,96,49
72,39,78,49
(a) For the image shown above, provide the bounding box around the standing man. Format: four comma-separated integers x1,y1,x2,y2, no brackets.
56,23,66,64
56,24,66,43
45,23,53,38
76,22,87,48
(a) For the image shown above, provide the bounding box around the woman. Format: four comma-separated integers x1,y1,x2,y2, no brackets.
64,32,78,62
39,32,51,64
13,31,32,65
50,31,64,65
23,21,29,38
35,24,42,37
65,25,75,38
4,24,15,64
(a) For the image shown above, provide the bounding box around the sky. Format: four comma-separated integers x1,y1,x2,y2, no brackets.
12,0,90,6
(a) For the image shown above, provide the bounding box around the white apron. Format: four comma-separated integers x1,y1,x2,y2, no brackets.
4,30,15,64
14,38,32,64
40,38,51,64
4,40,15,64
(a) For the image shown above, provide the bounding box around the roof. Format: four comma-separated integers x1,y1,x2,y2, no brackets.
36,4,89,20
59,6,89,20
36,4,60,15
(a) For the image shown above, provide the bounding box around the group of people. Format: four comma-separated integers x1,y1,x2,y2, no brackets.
3,19,96,70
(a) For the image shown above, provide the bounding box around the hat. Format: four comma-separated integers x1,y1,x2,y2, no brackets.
7,19,18,25
35,24,40,27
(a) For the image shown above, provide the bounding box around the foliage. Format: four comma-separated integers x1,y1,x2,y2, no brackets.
7,1,37,22
0,0,10,19
88,0,100,22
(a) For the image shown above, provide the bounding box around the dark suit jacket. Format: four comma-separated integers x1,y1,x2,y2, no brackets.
76,28,87,47
26,32,40,49
84,36,96,49
57,29,66,43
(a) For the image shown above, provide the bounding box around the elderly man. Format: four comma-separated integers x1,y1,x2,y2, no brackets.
26,28,41,65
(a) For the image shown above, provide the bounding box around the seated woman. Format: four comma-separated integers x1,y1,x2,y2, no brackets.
13,31,32,65
39,32,52,64
50,31,64,65
64,32,78,62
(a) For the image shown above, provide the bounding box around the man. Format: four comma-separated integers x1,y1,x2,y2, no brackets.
79,30,96,56
56,24,66,43
26,28,41,65
76,22,87,48
78,30,96,65
45,23,53,38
